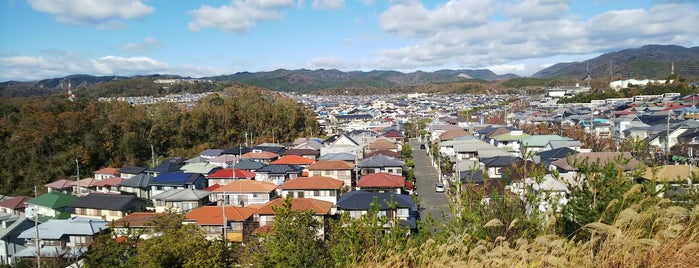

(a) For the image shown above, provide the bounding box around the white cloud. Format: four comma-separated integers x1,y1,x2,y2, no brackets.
379,0,498,37
504,0,571,21
312,0,344,9
0,54,171,81
119,37,162,54
373,2,699,75
27,0,153,29
188,0,295,33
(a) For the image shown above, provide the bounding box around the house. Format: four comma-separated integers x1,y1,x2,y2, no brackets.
320,134,362,157
150,189,211,213
357,155,404,176
148,172,206,197
282,149,320,160
118,173,155,199
93,167,120,180
549,152,641,175
636,165,697,198
71,193,147,221
206,168,256,186
543,140,583,151
0,213,34,265
364,138,400,155
208,154,241,169
270,155,316,168
44,179,75,195
241,151,280,164
382,129,405,144
119,166,146,179
252,144,286,155
25,192,78,221
336,191,418,230
533,147,578,169
72,178,97,196
364,150,402,160
15,217,107,260
0,196,30,215
146,157,186,176
453,141,499,160
356,173,406,194
254,164,304,185
317,152,357,164
184,206,258,242
212,180,278,207
180,162,222,175
92,176,125,194
522,135,573,155
438,129,470,142
234,159,268,172
278,176,344,204
306,160,355,189
221,146,252,156
490,130,530,156
200,149,224,160
110,212,163,240
254,198,334,238
478,156,522,179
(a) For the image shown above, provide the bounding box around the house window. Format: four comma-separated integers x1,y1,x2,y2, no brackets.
297,191,304,198
329,191,336,197
313,190,320,196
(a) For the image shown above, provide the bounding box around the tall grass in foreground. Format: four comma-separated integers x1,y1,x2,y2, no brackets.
352,199,699,267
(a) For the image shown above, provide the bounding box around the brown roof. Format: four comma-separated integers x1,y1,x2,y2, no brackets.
357,173,405,188
213,180,277,193
364,150,401,159
282,149,320,156
640,165,696,183
383,129,405,138
366,139,398,150
439,129,470,141
550,152,641,172
95,167,121,176
110,212,164,227
255,198,334,215
93,177,126,187
485,128,510,139
307,160,354,170
0,196,31,210
44,179,75,189
279,176,344,190
185,206,256,224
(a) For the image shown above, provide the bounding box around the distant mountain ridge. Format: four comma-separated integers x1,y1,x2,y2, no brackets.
532,45,699,79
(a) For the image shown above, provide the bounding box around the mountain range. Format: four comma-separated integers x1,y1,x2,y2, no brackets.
2,44,698,97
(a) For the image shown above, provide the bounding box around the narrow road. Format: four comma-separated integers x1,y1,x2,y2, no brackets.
410,138,450,225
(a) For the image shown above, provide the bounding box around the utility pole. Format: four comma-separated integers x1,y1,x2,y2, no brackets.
34,185,41,268
151,144,156,168
75,158,81,196
222,198,227,242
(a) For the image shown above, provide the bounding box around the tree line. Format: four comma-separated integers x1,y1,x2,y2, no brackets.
0,85,318,196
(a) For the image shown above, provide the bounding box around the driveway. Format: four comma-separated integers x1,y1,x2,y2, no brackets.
410,138,450,224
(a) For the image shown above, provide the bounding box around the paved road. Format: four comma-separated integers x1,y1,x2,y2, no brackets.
410,138,450,224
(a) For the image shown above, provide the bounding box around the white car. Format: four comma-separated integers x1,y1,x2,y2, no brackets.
435,183,445,193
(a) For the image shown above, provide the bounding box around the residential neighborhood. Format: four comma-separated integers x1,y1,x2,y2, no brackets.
2,89,699,266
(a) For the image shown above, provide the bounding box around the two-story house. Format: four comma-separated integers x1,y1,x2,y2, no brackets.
212,180,277,207
148,172,206,197
71,193,147,221
16,217,107,260
278,176,344,204
357,155,404,176
184,206,258,242
306,160,355,189
336,191,418,231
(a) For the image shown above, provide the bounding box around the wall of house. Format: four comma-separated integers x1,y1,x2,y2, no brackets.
73,208,125,221
216,193,272,207
280,189,339,204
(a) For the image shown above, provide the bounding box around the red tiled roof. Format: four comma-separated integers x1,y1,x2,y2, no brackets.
185,206,256,224
306,160,354,170
383,129,405,138
357,173,406,188
255,198,333,215
93,177,126,187
207,168,256,179
213,180,277,193
253,225,273,235
0,196,31,210
241,151,279,159
279,176,343,190
95,167,120,176
271,155,315,165
44,179,75,189
205,183,222,191
110,212,164,227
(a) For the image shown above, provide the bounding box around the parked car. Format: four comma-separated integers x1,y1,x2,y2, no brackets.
435,183,445,193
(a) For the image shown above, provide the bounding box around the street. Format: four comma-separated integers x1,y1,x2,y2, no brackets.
410,138,450,225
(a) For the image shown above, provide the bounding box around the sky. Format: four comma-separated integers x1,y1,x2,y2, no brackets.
1,0,699,81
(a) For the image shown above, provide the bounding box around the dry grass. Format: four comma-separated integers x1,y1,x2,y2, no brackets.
351,203,699,268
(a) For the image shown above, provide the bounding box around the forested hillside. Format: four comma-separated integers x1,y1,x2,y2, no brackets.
0,85,318,196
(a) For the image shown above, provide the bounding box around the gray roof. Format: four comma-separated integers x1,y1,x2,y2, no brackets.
357,155,404,168
151,189,211,201
318,152,356,161
0,213,32,239
19,217,107,240
234,159,268,170
119,173,154,188
71,193,144,211
119,166,146,175
200,149,224,157
256,164,304,175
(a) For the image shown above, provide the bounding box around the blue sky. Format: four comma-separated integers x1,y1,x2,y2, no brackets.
1,0,699,81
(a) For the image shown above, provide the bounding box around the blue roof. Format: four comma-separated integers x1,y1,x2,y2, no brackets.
150,172,203,186
337,190,416,210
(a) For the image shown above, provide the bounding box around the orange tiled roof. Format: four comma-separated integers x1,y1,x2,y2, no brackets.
255,198,333,215
279,176,343,190
241,151,279,159
185,206,256,224
110,212,164,227
213,180,277,193
307,160,354,170
271,155,315,165
95,167,120,175
207,168,256,179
